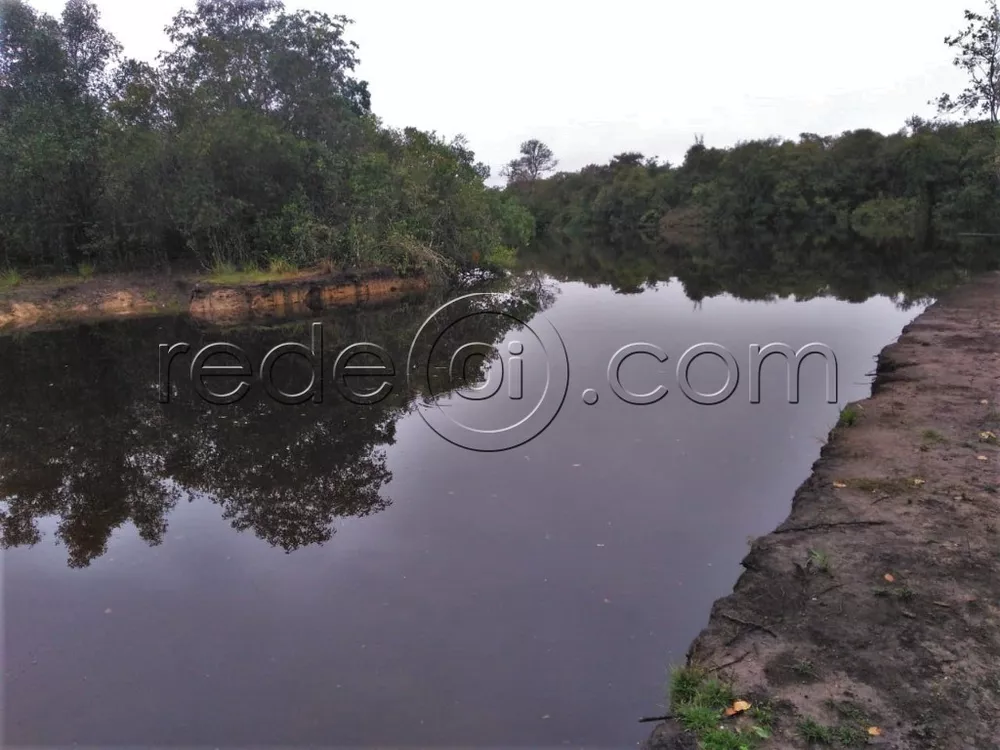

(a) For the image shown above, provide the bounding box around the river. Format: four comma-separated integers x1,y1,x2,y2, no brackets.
1,269,928,747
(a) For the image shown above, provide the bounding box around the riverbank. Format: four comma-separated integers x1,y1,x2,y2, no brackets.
0,266,430,331
645,272,1000,750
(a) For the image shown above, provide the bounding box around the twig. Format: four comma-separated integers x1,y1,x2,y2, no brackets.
707,650,751,673
638,714,671,723
774,520,888,534
812,583,844,598
719,612,778,637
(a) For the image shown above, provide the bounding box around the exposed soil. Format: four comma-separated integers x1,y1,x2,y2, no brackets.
0,267,429,332
646,272,1000,750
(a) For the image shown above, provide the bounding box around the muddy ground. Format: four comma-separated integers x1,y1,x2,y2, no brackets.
646,272,1000,749
0,267,428,331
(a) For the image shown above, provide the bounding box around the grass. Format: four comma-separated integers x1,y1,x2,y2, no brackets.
204,258,304,285
668,666,772,750
77,262,95,279
807,549,832,574
796,718,869,746
837,405,860,428
873,584,914,601
0,267,22,289
267,255,297,275
792,659,818,679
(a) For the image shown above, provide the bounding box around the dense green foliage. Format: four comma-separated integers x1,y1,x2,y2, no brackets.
0,0,533,276
3,0,999,287
506,119,1000,294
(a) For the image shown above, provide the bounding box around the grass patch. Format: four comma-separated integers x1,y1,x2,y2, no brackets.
837,405,860,428
0,267,22,289
267,255,297,275
77,262,95,279
668,666,772,749
807,549,832,574
204,258,303,285
797,713,871,747
873,584,914,602
792,659,818,679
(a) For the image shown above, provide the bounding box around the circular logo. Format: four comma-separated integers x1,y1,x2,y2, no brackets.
406,293,569,452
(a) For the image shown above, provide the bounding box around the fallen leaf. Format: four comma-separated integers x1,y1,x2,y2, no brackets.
912,478,925,486
977,455,989,462
832,481,847,489
723,707,737,717
731,700,751,712
981,399,990,405
868,726,882,736
884,573,895,582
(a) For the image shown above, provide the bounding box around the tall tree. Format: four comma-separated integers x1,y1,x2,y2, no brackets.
935,0,1000,123
501,139,558,184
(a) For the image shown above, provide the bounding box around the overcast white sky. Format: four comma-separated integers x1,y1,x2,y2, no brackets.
30,0,975,183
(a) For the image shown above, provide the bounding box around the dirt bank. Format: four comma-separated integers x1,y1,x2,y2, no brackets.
0,267,429,332
645,272,1000,750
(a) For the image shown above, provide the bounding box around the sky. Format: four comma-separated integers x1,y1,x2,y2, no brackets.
29,0,976,185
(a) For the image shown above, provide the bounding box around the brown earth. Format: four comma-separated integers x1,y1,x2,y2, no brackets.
646,272,1000,750
0,267,429,332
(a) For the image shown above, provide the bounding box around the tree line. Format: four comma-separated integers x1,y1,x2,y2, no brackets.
0,0,534,278
499,1,1000,276
3,0,1000,284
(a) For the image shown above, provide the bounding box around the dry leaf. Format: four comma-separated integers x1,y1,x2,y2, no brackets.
868,726,882,736
884,573,895,582
723,707,737,717
732,700,751,712
980,431,997,442
832,481,847,489
912,478,925,486
977,455,989,462
981,399,990,405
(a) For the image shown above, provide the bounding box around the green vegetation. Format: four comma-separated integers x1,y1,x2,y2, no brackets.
796,718,869,747
807,549,832,574
795,701,877,747
922,429,947,444
0,0,532,278
837,406,860,428
668,666,772,750
792,659,818,679
0,268,22,289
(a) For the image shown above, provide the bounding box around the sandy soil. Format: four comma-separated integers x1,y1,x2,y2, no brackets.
0,267,428,331
646,271,1000,749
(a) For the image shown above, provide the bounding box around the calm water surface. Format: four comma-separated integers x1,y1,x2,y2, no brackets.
2,273,924,747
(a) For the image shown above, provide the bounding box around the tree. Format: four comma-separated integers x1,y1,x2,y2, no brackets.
934,0,1000,123
500,139,558,184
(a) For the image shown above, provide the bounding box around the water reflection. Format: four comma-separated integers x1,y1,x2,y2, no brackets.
518,237,983,305
0,274,555,567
